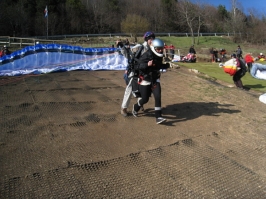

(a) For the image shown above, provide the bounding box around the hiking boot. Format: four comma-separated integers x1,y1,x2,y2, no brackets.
140,105,144,111
156,117,166,124
132,105,138,117
237,80,244,89
121,108,128,117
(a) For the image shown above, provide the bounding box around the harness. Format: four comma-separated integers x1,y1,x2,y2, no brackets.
131,45,162,96
138,49,161,86
127,45,144,78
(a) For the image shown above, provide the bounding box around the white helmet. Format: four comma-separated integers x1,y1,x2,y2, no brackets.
260,53,263,56
150,38,164,57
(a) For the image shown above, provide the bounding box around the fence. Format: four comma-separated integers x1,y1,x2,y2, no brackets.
0,36,77,49
35,32,237,40
0,32,237,49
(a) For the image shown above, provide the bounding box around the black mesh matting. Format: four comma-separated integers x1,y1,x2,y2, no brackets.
1,70,266,198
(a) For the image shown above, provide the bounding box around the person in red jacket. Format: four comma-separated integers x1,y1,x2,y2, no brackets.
244,53,254,73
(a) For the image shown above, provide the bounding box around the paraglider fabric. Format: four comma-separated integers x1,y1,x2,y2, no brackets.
223,58,238,76
0,44,128,76
259,93,266,104
250,63,266,80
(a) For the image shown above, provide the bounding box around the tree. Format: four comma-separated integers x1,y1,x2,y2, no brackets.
194,1,207,45
177,0,199,45
121,14,150,42
225,0,247,43
0,0,265,45
103,0,121,32
245,10,266,45
217,5,229,20
200,5,222,33
66,0,88,33
160,0,178,32
83,0,122,33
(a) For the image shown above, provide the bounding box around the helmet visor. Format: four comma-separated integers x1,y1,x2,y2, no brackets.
155,47,164,52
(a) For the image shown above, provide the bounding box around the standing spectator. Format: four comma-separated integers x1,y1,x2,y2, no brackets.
189,45,196,54
244,53,254,73
0,47,4,57
163,43,169,59
210,47,215,62
236,45,243,59
213,48,219,62
124,38,131,59
116,39,128,58
116,39,124,48
169,44,175,60
124,38,130,46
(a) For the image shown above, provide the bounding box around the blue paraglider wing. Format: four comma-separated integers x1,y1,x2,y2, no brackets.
0,44,128,76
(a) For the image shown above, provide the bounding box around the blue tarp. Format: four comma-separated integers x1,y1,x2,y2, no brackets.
0,44,128,76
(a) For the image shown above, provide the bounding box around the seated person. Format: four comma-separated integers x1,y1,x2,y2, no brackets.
3,45,11,56
258,53,265,60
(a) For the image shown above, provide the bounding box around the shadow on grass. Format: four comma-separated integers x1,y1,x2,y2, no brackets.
244,84,265,89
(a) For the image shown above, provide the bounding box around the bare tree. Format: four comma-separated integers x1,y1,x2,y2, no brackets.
2,0,266,45
121,14,150,42
122,0,163,32
83,0,121,33
225,0,247,43
245,9,266,45
194,1,207,45
177,0,199,45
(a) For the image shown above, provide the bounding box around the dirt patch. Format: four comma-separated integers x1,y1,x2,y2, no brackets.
0,68,266,198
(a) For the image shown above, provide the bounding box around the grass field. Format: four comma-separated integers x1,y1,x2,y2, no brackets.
177,62,266,93
155,36,266,93
7,35,266,93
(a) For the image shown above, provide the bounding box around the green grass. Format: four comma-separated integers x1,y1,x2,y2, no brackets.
153,36,266,93
11,35,266,93
157,36,262,56
178,62,266,93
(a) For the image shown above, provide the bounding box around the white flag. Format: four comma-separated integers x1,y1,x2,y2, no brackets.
44,6,48,18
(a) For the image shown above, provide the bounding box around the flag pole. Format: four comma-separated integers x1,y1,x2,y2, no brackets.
44,5,48,39
46,12,48,39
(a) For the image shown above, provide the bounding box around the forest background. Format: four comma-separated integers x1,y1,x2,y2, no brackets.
1,0,266,94
1,0,266,46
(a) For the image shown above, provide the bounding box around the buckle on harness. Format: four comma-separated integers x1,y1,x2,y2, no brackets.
138,75,144,84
